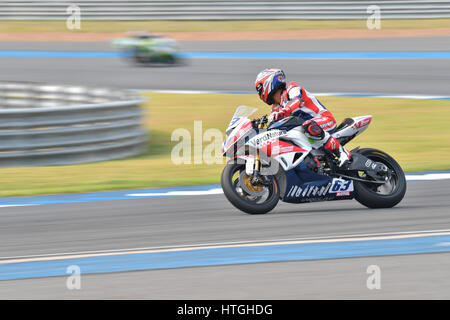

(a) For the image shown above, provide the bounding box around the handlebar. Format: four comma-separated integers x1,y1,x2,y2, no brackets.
252,114,269,128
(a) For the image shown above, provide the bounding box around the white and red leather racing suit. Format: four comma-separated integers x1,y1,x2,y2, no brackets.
270,81,351,166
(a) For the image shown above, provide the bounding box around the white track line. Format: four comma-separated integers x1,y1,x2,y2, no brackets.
125,173,450,198
0,204,35,208
127,188,223,197
406,173,450,181
3,229,450,265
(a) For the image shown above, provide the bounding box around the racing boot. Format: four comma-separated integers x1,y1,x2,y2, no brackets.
301,120,351,167
324,136,351,167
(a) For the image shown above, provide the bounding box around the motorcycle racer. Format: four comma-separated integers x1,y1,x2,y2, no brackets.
255,68,351,167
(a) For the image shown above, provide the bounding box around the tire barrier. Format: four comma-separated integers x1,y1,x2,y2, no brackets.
0,82,148,167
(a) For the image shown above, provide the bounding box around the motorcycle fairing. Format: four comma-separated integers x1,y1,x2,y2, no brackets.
248,128,312,172
333,115,372,145
222,119,254,155
282,162,355,203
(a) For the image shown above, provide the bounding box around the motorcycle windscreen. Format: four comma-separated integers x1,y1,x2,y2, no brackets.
226,105,258,134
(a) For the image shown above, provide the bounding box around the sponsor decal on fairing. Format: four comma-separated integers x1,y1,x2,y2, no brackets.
251,130,287,148
329,178,354,194
285,182,332,199
352,117,372,129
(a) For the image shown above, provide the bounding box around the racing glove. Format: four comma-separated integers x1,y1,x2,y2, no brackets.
268,109,288,123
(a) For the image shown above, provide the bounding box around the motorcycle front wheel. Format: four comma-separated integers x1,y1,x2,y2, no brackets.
221,162,280,214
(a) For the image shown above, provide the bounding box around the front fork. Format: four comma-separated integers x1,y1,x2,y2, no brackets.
251,123,263,185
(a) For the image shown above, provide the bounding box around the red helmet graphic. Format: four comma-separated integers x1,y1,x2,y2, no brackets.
255,69,286,105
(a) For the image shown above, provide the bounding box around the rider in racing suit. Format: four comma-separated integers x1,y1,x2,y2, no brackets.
255,68,351,167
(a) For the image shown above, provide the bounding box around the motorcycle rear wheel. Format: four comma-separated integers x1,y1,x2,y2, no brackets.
353,148,406,208
221,162,280,214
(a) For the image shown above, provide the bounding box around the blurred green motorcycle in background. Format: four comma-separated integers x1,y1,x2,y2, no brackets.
111,32,182,66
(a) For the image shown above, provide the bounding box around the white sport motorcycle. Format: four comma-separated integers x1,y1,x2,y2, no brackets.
221,106,406,214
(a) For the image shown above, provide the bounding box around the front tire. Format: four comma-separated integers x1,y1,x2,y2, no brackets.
221,162,279,214
353,148,406,208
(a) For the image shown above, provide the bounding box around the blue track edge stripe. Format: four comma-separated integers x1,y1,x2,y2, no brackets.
0,184,222,206
1,50,450,59
0,171,449,206
2,234,450,280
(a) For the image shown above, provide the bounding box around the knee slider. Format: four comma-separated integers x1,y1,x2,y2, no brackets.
302,120,325,140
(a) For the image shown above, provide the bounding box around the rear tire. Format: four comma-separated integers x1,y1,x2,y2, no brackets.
221,162,279,214
353,148,406,209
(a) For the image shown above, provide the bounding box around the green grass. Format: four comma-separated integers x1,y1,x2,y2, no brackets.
0,19,449,33
0,92,449,197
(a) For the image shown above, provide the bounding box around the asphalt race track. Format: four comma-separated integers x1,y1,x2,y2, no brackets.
0,37,449,94
1,179,450,298
0,36,449,299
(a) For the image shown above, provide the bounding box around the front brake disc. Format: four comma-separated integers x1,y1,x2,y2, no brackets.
239,171,267,197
